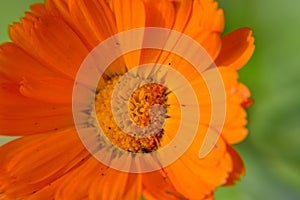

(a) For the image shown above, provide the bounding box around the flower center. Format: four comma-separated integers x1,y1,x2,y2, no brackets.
95,75,169,153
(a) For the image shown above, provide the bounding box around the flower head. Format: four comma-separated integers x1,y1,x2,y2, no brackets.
0,0,254,199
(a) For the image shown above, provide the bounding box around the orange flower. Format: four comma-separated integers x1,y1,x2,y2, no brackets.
0,0,255,199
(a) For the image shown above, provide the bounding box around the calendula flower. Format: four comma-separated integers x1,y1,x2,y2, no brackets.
0,0,255,199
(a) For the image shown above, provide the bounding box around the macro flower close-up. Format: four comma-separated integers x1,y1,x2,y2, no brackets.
0,0,255,199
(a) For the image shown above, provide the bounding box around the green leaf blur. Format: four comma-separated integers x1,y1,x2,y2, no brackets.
216,0,300,200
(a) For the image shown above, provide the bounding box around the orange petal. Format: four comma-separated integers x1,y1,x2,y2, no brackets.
179,153,230,189
222,104,248,144
45,0,91,49
139,0,175,64
0,80,72,116
0,81,73,135
0,43,64,83
222,126,248,144
111,0,146,69
183,0,203,34
223,145,245,185
162,119,228,169
0,135,49,172
46,0,107,51
154,0,223,64
199,0,224,33
19,77,74,104
190,66,239,106
55,157,103,200
202,193,215,200
172,0,193,32
142,170,185,200
222,83,251,144
236,83,251,101
224,104,247,124
23,4,47,23
30,16,89,79
183,0,223,59
112,0,146,32
218,66,239,91
0,117,73,136
123,173,142,200
10,12,89,79
25,175,65,200
0,135,47,199
187,127,227,167
68,0,117,48
9,20,34,55
68,0,127,74
8,5,74,80
149,0,192,65
216,28,255,70
5,130,86,183
143,0,175,28
0,130,89,198
45,0,71,22
165,157,213,199
184,0,224,34
89,168,142,200
193,30,222,60
29,3,47,16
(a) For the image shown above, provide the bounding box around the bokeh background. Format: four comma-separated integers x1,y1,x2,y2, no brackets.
0,0,299,199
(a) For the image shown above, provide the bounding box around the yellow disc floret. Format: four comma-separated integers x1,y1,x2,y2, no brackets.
95,75,170,153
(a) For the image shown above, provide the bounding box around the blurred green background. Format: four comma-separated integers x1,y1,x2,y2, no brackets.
0,0,299,200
